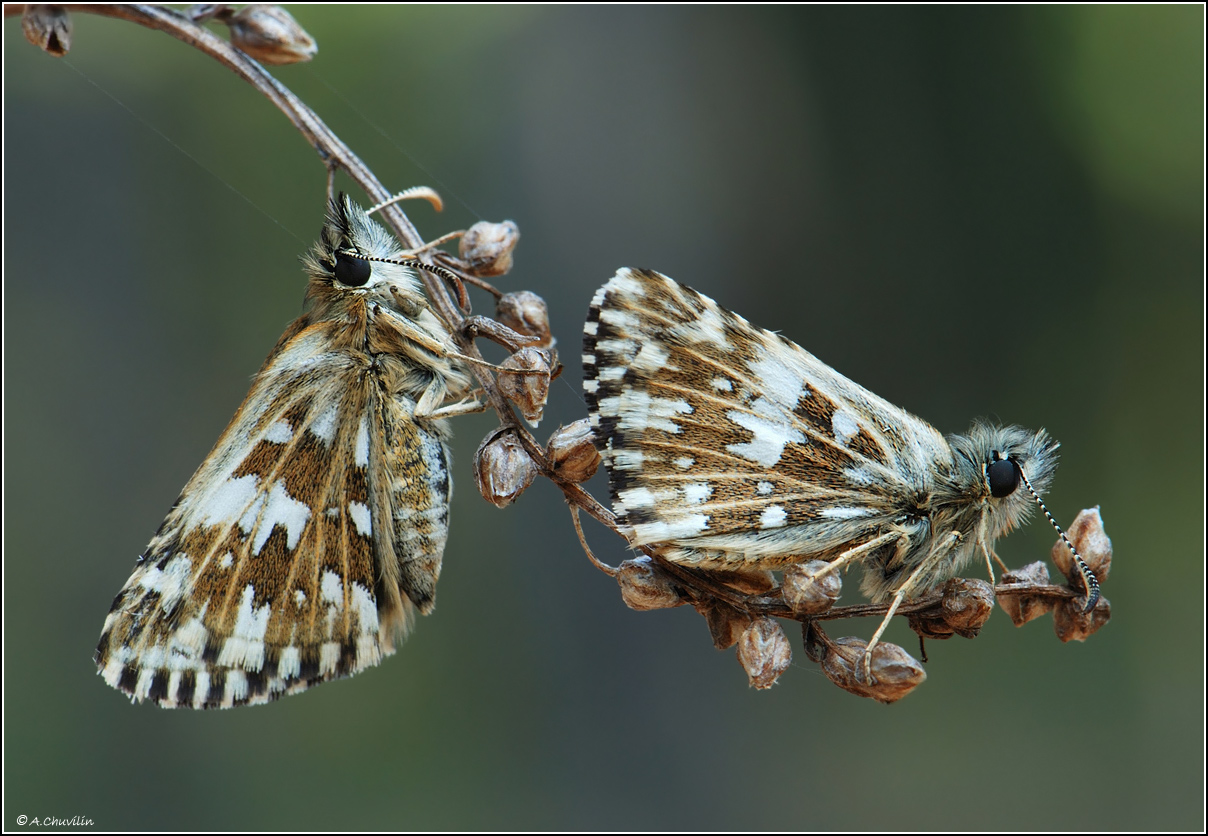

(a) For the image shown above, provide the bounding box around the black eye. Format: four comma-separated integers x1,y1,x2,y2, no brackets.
334,251,372,286
988,458,1020,498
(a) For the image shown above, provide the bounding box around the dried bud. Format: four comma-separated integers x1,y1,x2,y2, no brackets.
498,347,552,427
699,604,750,651
227,5,317,65
997,561,1057,626
616,557,684,611
909,578,995,640
496,290,552,348
782,560,842,615
1054,594,1111,643
460,220,520,277
820,637,926,704
546,419,601,483
473,429,537,508
22,5,72,56
1052,506,1112,586
737,617,792,689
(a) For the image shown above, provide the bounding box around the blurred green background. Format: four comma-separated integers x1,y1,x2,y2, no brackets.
5,5,1203,830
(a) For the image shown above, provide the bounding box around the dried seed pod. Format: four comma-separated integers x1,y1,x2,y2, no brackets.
782,560,842,615
546,419,600,483
737,617,792,689
22,5,72,56
460,220,520,277
616,557,684,611
910,578,995,640
1052,506,1112,588
997,561,1057,626
473,428,537,508
227,5,317,65
496,290,552,348
820,637,926,704
1054,594,1111,643
699,604,750,651
498,347,553,426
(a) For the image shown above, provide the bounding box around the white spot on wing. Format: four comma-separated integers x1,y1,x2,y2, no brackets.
682,482,712,505
759,505,787,528
617,487,656,510
217,584,271,671
310,403,338,444
354,413,370,467
201,474,259,527
821,506,875,519
250,480,312,554
278,646,301,680
225,670,249,703
832,409,860,447
321,570,343,605
673,456,695,470
632,340,670,372
749,350,807,411
348,500,372,536
632,514,709,543
613,449,645,471
319,642,341,675
712,377,733,392
596,338,638,358
608,269,648,299
616,391,693,435
670,306,730,350
137,555,193,613
350,582,379,635
599,306,641,332
725,403,804,467
264,419,293,444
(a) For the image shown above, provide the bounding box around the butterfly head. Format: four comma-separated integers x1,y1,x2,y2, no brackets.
949,422,1059,540
303,194,428,316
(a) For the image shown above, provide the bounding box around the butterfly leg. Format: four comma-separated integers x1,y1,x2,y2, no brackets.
811,531,901,581
413,375,487,421
861,530,962,681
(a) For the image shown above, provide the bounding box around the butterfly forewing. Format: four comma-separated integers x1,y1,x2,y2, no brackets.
583,268,955,570
97,197,461,708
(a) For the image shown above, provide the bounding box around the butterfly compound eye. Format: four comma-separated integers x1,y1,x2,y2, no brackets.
987,458,1020,498
334,251,372,286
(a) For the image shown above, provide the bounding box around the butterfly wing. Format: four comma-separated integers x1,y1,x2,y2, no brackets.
96,317,452,708
583,268,954,570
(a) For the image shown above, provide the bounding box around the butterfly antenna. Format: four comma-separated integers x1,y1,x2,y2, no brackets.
367,255,464,290
1017,467,1100,612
